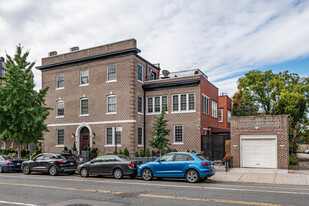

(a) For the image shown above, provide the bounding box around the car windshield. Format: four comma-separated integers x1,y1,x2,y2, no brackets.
52,154,66,159
196,154,208,161
62,155,76,161
118,156,130,161
2,155,15,160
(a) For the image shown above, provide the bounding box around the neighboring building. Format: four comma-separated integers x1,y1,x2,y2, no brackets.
37,39,231,155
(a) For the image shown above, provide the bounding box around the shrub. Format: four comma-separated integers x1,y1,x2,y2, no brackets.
64,146,68,151
289,153,298,165
118,149,123,155
83,146,88,151
135,151,139,157
97,153,105,157
186,149,190,153
146,148,151,157
166,148,171,154
21,149,27,157
140,149,145,157
191,150,196,153
72,142,77,151
32,149,42,157
123,148,129,156
172,149,177,152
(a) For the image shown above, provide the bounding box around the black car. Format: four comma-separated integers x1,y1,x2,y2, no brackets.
0,155,23,173
22,153,77,176
77,155,139,179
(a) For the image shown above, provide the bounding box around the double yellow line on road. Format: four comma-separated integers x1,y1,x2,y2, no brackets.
0,182,283,206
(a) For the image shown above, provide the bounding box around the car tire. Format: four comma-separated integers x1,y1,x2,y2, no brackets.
80,168,89,178
0,165,3,173
113,168,123,179
142,168,153,181
23,165,31,175
185,170,200,183
49,166,58,176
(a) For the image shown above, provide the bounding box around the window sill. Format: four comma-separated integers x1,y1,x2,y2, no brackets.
137,80,144,84
146,112,168,116
79,84,89,87
79,114,89,117
56,145,64,148
171,110,195,114
104,145,121,148
138,145,144,148
218,121,223,123
106,112,117,115
106,80,117,83
138,112,143,115
173,143,184,145
56,87,64,91
55,116,64,119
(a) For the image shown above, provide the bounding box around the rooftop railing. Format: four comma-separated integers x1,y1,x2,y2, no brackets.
145,69,208,81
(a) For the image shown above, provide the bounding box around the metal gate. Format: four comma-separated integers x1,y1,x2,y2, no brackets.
201,135,230,161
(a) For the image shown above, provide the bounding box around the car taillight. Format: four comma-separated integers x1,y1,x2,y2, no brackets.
58,160,66,163
127,163,134,167
7,162,13,165
202,162,210,166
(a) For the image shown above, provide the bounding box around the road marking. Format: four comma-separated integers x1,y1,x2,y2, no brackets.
0,182,123,195
138,194,283,206
0,200,38,206
203,187,309,195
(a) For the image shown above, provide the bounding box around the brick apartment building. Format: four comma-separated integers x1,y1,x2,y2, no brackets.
37,39,232,155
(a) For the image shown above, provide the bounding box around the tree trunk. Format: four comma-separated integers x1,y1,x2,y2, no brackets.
17,140,21,158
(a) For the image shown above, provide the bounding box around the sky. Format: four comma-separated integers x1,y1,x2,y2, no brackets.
0,0,309,96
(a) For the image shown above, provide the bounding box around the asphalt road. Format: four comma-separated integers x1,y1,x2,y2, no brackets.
0,172,308,206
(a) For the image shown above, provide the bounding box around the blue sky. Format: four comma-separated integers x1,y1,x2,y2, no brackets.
0,0,309,96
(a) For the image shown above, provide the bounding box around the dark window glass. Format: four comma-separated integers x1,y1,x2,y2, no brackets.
138,96,143,113
57,129,64,145
57,74,64,88
81,99,89,115
107,65,116,81
138,127,143,145
172,95,179,111
57,101,64,116
174,126,183,143
138,65,143,81
180,94,187,111
107,96,116,113
160,154,174,162
162,96,167,111
106,127,113,145
147,98,153,113
196,154,208,161
154,97,160,113
80,69,89,85
174,154,193,161
188,94,195,110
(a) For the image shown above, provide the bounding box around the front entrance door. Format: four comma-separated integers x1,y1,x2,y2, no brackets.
80,127,90,152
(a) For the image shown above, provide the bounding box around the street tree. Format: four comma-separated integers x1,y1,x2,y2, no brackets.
0,45,51,158
149,106,171,155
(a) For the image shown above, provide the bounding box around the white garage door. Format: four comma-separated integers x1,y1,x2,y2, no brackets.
241,135,277,168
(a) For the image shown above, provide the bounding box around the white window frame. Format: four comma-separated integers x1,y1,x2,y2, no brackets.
80,98,89,116
138,64,143,83
56,100,64,118
9,142,13,148
138,96,143,115
107,95,117,114
138,126,143,147
146,96,168,115
173,125,183,145
218,108,223,122
56,73,64,90
1,142,5,149
171,93,195,114
107,64,117,82
202,94,209,115
56,129,64,147
80,69,89,86
105,127,122,147
212,100,218,118
228,110,231,123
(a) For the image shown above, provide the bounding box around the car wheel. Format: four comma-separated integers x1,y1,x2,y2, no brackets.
185,170,200,183
0,165,3,173
142,169,153,181
49,166,58,176
80,168,89,177
23,165,31,175
113,168,123,179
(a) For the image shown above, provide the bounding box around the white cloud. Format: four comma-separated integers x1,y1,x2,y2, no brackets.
1,0,309,95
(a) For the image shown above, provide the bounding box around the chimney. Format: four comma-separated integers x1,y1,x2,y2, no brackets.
70,46,79,52
48,51,57,57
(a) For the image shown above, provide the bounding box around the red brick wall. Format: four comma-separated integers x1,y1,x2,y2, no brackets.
218,95,232,129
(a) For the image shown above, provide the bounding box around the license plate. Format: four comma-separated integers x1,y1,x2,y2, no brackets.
17,163,20,166
70,162,74,165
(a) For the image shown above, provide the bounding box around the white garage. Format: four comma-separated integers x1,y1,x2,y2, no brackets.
240,134,277,168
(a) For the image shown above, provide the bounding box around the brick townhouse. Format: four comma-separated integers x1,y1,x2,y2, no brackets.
37,39,232,155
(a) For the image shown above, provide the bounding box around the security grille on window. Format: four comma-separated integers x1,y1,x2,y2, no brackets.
57,129,64,145
107,96,116,113
162,96,167,110
212,100,217,118
80,98,89,115
202,95,209,115
147,97,153,113
218,109,223,122
57,74,64,88
154,97,160,113
106,127,121,146
107,65,116,81
228,110,231,123
174,125,183,143
138,65,143,81
80,69,89,85
172,95,179,112
56,101,64,117
172,94,195,112
138,96,143,113
138,127,143,146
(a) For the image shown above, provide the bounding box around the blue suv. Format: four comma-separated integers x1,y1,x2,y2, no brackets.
137,152,215,183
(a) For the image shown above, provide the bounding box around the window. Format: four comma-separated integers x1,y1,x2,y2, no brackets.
57,129,64,146
154,97,160,113
174,125,183,143
9,142,13,148
160,154,174,162
80,69,89,85
147,97,153,113
1,142,5,149
138,64,143,82
80,98,89,115
162,96,168,111
105,127,121,146
172,94,195,112
138,96,143,114
202,95,209,115
218,109,223,122
56,74,64,89
228,110,231,123
56,101,64,117
174,154,194,161
138,127,143,146
107,65,116,81
212,100,217,118
107,95,116,113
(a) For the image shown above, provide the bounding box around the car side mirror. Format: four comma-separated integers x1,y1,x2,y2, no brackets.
157,159,161,163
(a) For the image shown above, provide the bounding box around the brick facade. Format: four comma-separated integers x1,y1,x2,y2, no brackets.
231,115,289,169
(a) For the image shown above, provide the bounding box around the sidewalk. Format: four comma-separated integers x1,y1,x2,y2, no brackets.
210,168,309,185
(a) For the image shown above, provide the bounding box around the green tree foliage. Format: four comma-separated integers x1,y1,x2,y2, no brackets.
146,148,151,157
0,45,51,158
149,106,171,153
235,70,309,153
